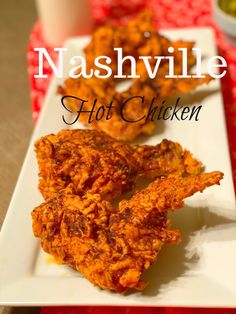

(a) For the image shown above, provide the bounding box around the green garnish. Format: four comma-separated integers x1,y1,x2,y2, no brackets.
219,0,236,17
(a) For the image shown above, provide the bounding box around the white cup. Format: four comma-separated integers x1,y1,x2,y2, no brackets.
36,0,93,46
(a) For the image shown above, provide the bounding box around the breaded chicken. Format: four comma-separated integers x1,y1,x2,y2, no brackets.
35,129,202,201
32,171,223,292
58,11,213,141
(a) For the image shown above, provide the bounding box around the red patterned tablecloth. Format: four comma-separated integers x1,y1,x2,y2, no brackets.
27,0,236,313
40,307,236,314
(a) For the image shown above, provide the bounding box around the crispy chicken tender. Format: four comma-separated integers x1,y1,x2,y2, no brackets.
58,11,213,141
32,171,223,292
35,129,202,201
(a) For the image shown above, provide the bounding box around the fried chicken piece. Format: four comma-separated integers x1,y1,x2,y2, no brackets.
35,129,138,201
58,11,213,141
35,129,202,201
32,171,223,292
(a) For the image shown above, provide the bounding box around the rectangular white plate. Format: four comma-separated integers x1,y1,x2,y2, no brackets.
0,28,236,307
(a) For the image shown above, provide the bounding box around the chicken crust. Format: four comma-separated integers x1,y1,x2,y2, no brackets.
32,171,223,292
35,129,203,201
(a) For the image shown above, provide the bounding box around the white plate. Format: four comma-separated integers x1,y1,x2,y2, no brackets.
0,28,236,307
